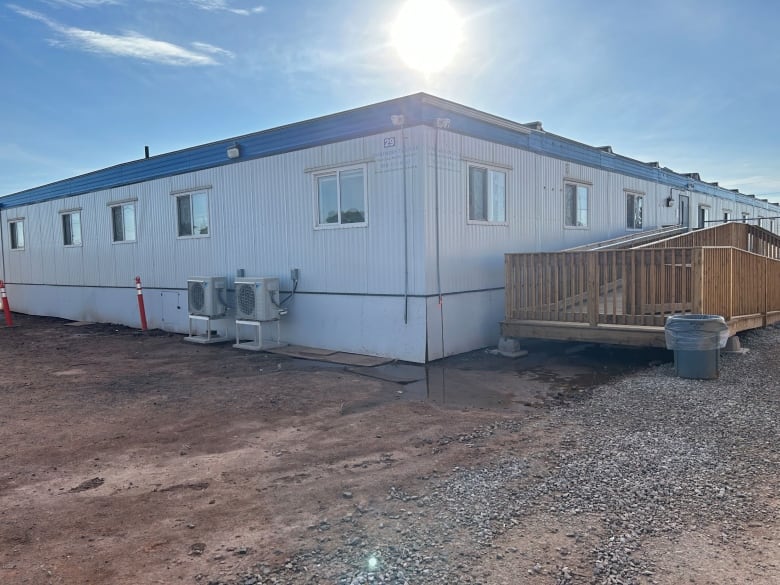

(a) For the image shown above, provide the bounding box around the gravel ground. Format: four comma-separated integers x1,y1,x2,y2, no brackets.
206,326,780,585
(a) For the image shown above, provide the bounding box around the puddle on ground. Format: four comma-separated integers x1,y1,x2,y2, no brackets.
274,342,672,414
403,368,535,410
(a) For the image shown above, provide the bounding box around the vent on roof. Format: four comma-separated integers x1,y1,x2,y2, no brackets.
708,181,719,187
598,146,613,153
683,173,701,181
522,121,543,131
647,161,660,168
729,188,740,193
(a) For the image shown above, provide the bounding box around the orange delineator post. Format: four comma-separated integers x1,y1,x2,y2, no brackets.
135,276,148,331
0,280,14,327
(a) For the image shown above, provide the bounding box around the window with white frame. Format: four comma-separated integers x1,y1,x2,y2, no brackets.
742,212,749,223
316,167,366,226
9,220,24,250
564,182,589,227
111,202,136,242
626,191,644,229
468,164,506,222
723,211,731,223
62,211,82,246
176,191,209,237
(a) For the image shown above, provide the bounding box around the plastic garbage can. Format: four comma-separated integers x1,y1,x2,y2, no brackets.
664,315,729,379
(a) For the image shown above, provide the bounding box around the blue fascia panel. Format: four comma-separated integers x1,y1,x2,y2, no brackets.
420,104,777,210
0,95,428,209
2,93,777,212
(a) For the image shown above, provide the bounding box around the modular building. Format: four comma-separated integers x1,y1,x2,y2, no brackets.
2,93,778,362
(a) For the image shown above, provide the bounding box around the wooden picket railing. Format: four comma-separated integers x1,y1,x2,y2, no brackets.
505,248,694,328
504,244,780,339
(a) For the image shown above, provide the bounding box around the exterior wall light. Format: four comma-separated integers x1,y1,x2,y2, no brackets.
226,145,240,159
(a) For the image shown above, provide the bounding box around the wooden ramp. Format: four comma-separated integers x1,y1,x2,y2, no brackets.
502,223,780,346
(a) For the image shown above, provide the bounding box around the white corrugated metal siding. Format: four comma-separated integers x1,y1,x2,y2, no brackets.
0,128,431,362
2,120,779,362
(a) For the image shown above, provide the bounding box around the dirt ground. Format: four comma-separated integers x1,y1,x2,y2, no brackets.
0,315,776,584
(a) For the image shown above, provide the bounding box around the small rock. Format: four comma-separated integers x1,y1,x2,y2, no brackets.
189,543,206,556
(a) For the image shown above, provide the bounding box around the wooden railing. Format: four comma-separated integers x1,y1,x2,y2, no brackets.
505,248,694,327
709,248,780,325
505,245,780,331
642,222,780,259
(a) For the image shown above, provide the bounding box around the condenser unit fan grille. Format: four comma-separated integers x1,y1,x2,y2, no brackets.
237,283,256,317
189,282,205,312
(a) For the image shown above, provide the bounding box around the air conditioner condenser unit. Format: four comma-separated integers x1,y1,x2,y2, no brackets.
187,276,227,317
234,277,281,321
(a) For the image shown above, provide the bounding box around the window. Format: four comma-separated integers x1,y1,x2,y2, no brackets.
316,167,366,226
9,220,24,250
111,203,136,242
468,165,506,222
62,212,82,246
742,212,749,223
176,191,209,237
723,211,731,223
564,182,589,227
626,192,644,229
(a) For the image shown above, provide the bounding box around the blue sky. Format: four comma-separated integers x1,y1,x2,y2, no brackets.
2,0,779,202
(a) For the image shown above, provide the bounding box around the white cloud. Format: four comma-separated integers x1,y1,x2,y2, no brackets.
188,0,265,16
56,28,219,65
191,41,234,58
41,0,266,15
10,5,230,66
44,0,121,7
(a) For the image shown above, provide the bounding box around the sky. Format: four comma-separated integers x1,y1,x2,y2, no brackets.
1,0,779,203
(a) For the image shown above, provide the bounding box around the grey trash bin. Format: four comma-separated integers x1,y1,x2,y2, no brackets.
664,315,729,379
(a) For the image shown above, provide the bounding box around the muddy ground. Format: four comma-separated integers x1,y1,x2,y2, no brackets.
0,314,776,584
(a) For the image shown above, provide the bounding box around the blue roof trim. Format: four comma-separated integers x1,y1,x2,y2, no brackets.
2,93,776,211
0,94,426,209
415,98,777,210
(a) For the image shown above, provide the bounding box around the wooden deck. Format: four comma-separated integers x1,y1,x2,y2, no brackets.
502,223,780,346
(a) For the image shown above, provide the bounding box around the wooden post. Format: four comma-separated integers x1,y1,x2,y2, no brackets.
725,248,733,321
504,254,511,320
587,253,599,326
764,256,768,327
692,247,704,314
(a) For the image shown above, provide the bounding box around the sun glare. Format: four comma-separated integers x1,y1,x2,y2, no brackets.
392,0,463,74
